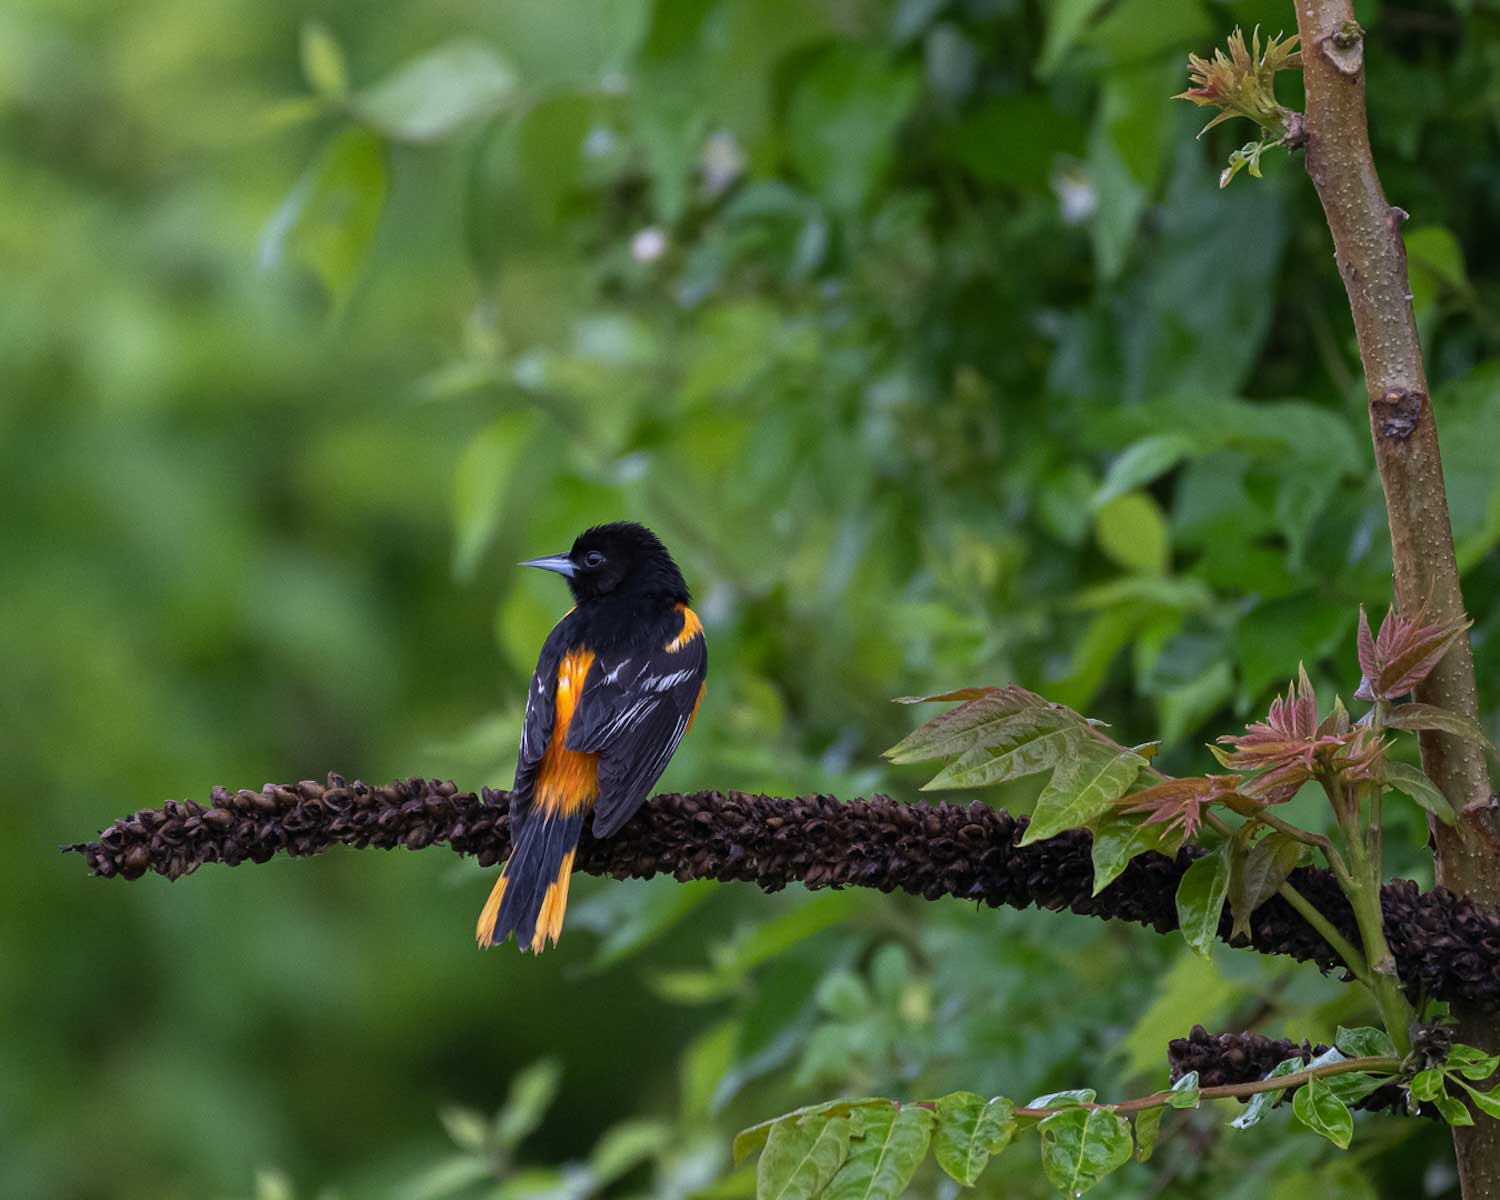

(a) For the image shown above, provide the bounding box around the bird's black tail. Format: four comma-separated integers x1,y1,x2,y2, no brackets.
475,809,585,953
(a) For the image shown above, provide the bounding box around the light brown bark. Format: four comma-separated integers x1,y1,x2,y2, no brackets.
1290,3,1498,1193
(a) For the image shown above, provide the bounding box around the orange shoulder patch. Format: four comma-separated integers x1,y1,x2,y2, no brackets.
665,604,703,653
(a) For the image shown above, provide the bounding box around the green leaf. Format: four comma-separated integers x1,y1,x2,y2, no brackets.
716,891,867,976
1383,703,1495,750
1037,1106,1133,1196
736,1101,887,1164
1038,0,1111,75
1334,1027,1398,1060
451,412,538,583
1292,1077,1354,1149
1133,1106,1163,1163
757,1114,855,1200
1409,1069,1446,1102
590,1119,672,1186
408,1154,493,1200
1231,1056,1310,1130
353,41,518,143
1385,760,1459,826
1027,1088,1096,1109
1175,848,1230,958
883,687,1038,762
786,47,920,213
493,1058,563,1150
1089,813,1183,896
1093,434,1197,509
920,712,1080,791
1456,1080,1500,1119
438,1105,490,1153
1228,832,1303,941
892,687,1000,704
1167,1072,1201,1109
933,1093,1016,1186
824,1104,933,1200
1094,491,1170,576
300,22,349,99
584,877,718,971
1446,1044,1500,1081
1021,743,1144,844
259,127,388,313
1322,1072,1388,1106
1233,593,1354,709
1435,1093,1475,1126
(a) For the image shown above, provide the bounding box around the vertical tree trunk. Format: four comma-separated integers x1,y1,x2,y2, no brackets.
1290,2,1499,1194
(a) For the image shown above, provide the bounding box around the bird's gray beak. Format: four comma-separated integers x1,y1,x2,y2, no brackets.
519,553,577,578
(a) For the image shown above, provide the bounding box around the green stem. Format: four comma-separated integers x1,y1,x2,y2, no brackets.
1201,811,1370,985
1009,1055,1403,1119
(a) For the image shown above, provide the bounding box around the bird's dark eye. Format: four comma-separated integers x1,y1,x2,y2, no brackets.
583,550,606,568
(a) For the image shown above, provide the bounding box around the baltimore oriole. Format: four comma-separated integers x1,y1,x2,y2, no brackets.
476,522,708,953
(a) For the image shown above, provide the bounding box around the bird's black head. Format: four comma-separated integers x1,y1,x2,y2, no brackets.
521,522,689,606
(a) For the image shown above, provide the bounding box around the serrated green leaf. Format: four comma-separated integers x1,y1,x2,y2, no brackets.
1385,760,1458,826
735,1101,885,1165
1231,1056,1307,1130
1037,1106,1133,1196
1021,744,1144,844
1175,848,1230,958
824,1104,933,1200
892,687,1000,705
1334,1027,1398,1060
1292,1077,1354,1148
1089,813,1183,896
1384,703,1495,749
884,687,1040,763
353,41,518,143
757,1114,855,1200
1228,832,1302,941
933,1093,1016,1186
1133,1105,1163,1162
921,713,1081,791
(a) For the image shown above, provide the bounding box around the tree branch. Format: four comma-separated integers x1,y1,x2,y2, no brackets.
1291,4,1499,1190
66,775,1500,1006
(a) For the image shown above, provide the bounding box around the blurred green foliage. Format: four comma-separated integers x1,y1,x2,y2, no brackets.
6,0,1499,1196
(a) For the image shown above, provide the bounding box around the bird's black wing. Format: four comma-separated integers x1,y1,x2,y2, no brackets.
565,624,706,838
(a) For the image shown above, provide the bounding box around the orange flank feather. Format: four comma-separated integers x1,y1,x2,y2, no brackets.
685,679,707,736
665,604,703,653
535,648,600,818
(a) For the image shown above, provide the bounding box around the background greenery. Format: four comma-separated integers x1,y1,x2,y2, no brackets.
7,0,1499,1195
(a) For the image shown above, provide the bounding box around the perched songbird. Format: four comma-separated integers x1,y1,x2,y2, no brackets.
476,522,708,953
